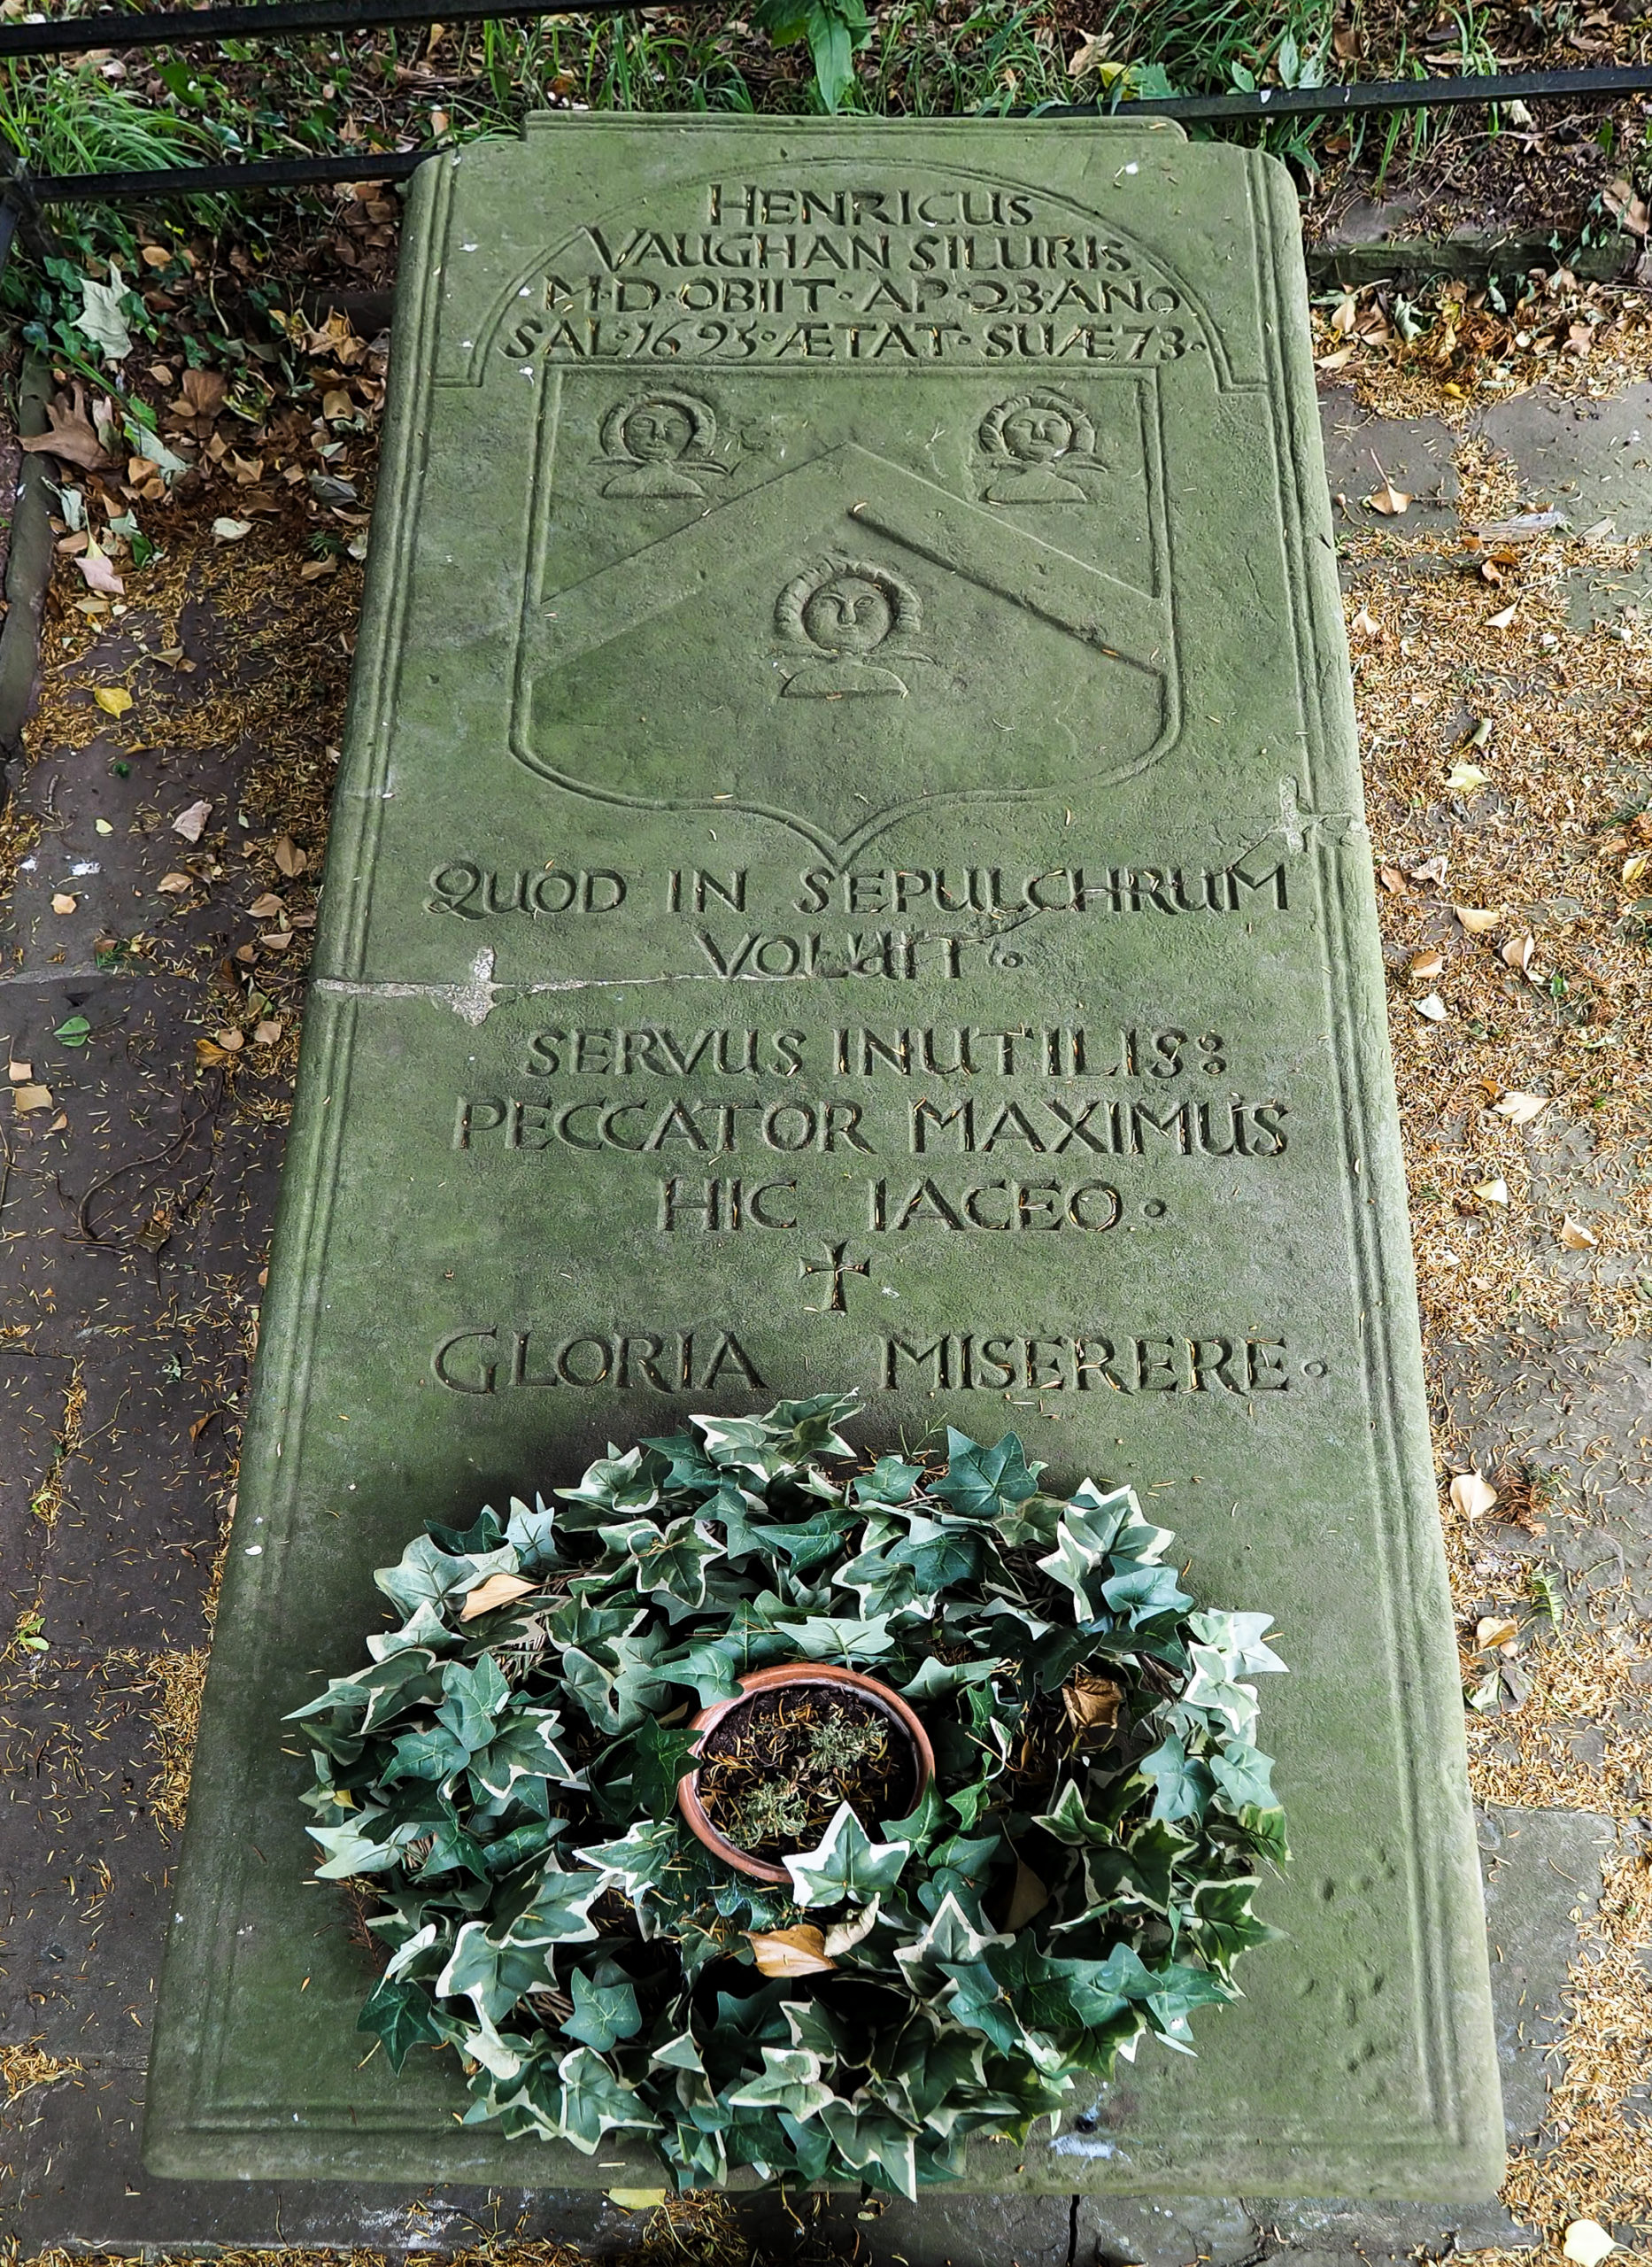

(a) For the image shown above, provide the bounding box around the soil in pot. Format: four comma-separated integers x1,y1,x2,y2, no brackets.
695,1687,917,1862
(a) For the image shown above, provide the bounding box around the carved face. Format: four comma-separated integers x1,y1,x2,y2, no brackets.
621,401,693,463
800,574,895,655
1001,406,1074,464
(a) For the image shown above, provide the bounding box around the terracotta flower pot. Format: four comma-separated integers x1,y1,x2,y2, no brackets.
676,1662,936,1885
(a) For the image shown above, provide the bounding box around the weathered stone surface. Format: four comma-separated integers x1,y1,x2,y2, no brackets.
146,119,1500,2195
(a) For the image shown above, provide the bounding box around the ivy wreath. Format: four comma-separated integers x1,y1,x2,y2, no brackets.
293,1395,1289,2197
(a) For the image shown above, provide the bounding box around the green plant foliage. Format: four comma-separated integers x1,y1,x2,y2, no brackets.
293,1398,1288,2195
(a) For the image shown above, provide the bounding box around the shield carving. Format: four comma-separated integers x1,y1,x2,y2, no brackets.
513,415,1177,866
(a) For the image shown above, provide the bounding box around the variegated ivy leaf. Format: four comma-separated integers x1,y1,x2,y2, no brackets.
575,1815,679,1904
771,1611,901,1664
1179,1645,1262,1742
694,1394,854,1482
560,1966,642,2053
850,1454,924,1506
599,1513,722,1613
505,1493,560,1571
436,1653,512,1748
555,1445,663,1526
560,1630,670,1734
928,1428,1042,1528
893,1891,1006,1995
498,1857,608,1949
817,2097,920,2199
727,2043,835,2123
375,1533,517,1620
467,1707,577,1802
784,1802,912,1907
556,2044,661,2150
1186,1609,1288,1678
366,1601,461,1662
899,1655,1007,1701
309,1814,421,1879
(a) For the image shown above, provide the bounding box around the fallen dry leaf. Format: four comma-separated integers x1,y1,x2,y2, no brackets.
252,1018,285,1046
1624,852,1649,889
50,893,76,915
156,871,194,894
1415,993,1448,1022
172,799,213,843
1473,1179,1510,1206
7,1061,31,1082
194,1039,235,1067
1350,606,1381,638
1450,1471,1498,1522
1409,854,1448,885
1409,950,1445,979
1494,1091,1548,1126
1563,2223,1615,2267
273,835,306,878
12,1083,52,1112
213,1027,245,1052
248,892,284,918
1378,866,1408,894
74,536,124,598
1367,467,1412,515
747,1925,835,1978
458,1571,537,1621
1501,932,1536,976
1558,1216,1598,1250
1475,1615,1518,1652
20,383,116,471
1486,602,1517,630
212,516,252,544
92,686,132,718
1455,906,1501,934
1446,759,1490,795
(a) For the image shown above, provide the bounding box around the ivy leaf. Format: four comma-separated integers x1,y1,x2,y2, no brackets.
436,1654,512,1749
376,1535,517,1621
382,1722,470,1791
556,1445,662,1526
603,1514,722,1613
498,1858,608,1949
1180,1646,1262,1741
426,1503,506,1556
817,2096,919,2199
575,1816,680,1904
851,1455,923,1506
467,1708,577,1804
727,2043,834,2123
930,1428,1042,1528
771,1612,899,1666
784,1802,912,1907
1138,1735,1216,1825
1186,1609,1286,1676
1100,1562,1193,1620
557,2045,660,2150
656,1636,746,1709
356,1975,444,2071
1209,1740,1278,1814
890,1519,981,1595
560,1966,642,2053
893,1891,1005,1996
505,1493,560,1572
617,1718,703,1821
937,1958,1024,2057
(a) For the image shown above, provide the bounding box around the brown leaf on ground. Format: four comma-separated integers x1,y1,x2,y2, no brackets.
1494,1091,1549,1126
1061,1671,1123,1737
252,1019,284,1046
1476,1615,1519,1652
12,1084,52,1112
172,799,212,843
272,835,306,877
156,872,194,894
1558,1216,1599,1250
1450,1471,1498,1522
74,538,124,598
1409,949,1446,979
1501,932,1537,976
1455,905,1501,933
20,384,116,471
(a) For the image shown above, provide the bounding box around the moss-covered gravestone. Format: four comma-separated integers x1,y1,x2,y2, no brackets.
146,118,1501,2196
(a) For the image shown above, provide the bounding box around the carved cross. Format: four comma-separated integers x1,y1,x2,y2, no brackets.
799,1241,870,1314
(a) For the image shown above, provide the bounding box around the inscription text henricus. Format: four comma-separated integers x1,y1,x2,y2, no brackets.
499,181,1200,366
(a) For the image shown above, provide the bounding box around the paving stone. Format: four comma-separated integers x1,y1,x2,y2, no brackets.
741,2188,1077,2267
1317,393,1461,523
1480,1806,1620,2146
1082,2192,1257,2265
1478,382,1652,539
147,115,1497,2201
4,2073,642,2257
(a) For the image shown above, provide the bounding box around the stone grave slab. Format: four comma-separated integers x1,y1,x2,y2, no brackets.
145,117,1501,2197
